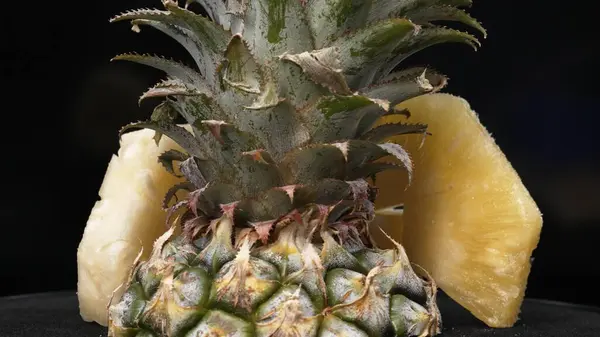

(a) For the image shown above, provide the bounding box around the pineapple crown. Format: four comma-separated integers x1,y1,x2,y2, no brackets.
112,0,484,245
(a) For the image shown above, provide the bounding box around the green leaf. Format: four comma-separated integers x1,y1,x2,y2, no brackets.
235,188,293,222
363,67,447,108
112,53,203,87
180,157,211,188
354,107,412,139
158,149,189,176
277,58,328,113
347,162,406,180
171,95,225,128
222,35,262,94
365,0,473,24
150,100,180,145
331,18,418,89
279,47,352,95
169,95,231,154
312,95,388,142
151,100,179,123
241,0,314,60
129,18,208,77
279,144,347,185
120,120,205,159
405,5,487,37
352,68,445,137
163,181,195,209
243,77,283,110
111,8,168,23
293,178,353,207
378,142,413,182
306,0,371,48
340,140,412,181
139,79,206,104
359,122,428,142
343,140,386,169
201,120,260,152
162,1,230,55
185,0,228,27
318,95,378,120
235,154,283,196
236,101,311,160
374,26,480,83
193,183,243,217
111,7,229,85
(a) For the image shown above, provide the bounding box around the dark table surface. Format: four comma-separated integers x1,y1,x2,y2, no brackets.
1,291,599,336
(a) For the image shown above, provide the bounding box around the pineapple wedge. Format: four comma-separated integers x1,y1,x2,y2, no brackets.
77,129,185,326
372,93,543,328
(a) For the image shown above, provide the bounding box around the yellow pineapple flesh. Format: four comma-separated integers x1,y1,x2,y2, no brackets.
372,93,543,328
77,129,185,326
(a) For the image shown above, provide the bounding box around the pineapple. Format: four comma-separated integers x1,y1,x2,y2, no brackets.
372,94,543,328
77,129,186,325
76,0,491,335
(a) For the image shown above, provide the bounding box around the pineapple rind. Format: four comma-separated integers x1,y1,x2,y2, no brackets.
108,219,442,337
77,129,185,325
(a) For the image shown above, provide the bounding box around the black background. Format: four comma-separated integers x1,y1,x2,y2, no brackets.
2,0,599,308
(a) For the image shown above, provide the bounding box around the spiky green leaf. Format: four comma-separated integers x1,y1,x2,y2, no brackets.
193,183,243,217
140,79,206,104
110,6,228,84
365,0,474,24
337,140,412,181
405,5,486,37
222,35,262,94
158,149,190,176
293,178,353,207
149,100,179,145
185,0,229,27
277,59,329,113
351,67,445,136
374,26,480,83
364,67,447,107
318,95,381,119
163,181,195,209
279,144,347,185
112,53,203,87
235,188,293,222
129,18,208,76
241,0,314,60
307,0,371,48
378,142,413,182
235,154,283,196
201,120,260,152
236,101,311,160
360,122,428,142
331,18,418,89
279,47,352,95
120,120,205,159
348,162,406,180
162,1,230,54
312,95,388,142
179,157,210,188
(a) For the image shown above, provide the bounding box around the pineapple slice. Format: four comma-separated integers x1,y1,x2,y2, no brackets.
77,129,185,326
372,93,543,328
